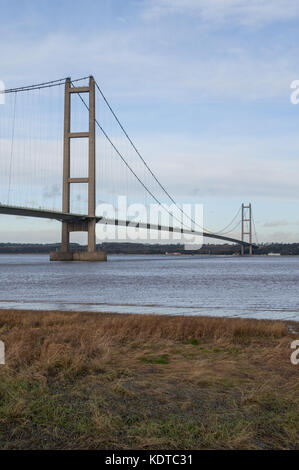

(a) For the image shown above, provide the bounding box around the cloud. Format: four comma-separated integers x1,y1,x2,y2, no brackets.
262,220,290,228
0,19,298,102
133,134,299,201
42,184,61,200
1,130,299,215
258,230,299,243
143,0,299,28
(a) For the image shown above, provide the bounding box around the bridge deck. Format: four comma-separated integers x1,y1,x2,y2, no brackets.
0,204,253,247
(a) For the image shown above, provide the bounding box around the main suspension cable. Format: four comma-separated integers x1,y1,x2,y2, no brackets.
95,81,246,238
3,76,90,94
213,205,242,235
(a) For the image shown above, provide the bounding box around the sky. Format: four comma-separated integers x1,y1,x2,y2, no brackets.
1,0,299,244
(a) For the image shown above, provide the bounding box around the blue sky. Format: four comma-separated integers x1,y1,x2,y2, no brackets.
1,0,299,243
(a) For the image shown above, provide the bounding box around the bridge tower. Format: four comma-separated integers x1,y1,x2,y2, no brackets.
50,76,106,261
241,203,252,256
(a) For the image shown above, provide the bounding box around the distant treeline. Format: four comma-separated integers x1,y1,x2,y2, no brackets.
0,242,299,255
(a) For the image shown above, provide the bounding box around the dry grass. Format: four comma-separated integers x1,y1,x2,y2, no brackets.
0,310,298,449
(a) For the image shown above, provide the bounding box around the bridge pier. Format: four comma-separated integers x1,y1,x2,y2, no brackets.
50,76,107,262
50,251,107,262
50,219,107,262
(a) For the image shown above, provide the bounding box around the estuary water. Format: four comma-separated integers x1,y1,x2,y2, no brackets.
0,254,298,321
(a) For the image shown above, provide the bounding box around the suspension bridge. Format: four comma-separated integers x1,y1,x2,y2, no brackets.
0,76,257,261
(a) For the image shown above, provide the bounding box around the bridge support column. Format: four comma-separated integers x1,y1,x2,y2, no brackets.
88,219,96,252
50,76,106,262
61,222,69,252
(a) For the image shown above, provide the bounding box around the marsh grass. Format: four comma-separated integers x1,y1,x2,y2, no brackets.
0,310,297,449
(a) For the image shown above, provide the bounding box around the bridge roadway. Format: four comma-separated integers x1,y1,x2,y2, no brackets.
0,204,253,247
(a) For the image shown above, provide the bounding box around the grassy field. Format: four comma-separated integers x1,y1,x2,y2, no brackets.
0,310,298,450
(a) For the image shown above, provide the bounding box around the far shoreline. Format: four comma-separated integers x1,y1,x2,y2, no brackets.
0,307,297,328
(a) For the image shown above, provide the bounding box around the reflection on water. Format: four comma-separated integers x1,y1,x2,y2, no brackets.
0,254,298,321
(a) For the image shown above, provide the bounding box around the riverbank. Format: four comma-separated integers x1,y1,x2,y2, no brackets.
0,310,298,449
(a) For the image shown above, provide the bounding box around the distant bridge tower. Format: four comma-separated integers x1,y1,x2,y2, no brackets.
50,76,106,261
241,203,252,256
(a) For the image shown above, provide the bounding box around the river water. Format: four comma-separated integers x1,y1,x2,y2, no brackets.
0,254,298,321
